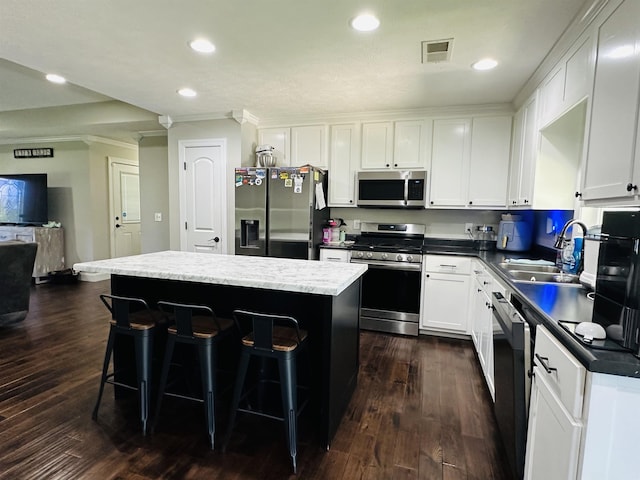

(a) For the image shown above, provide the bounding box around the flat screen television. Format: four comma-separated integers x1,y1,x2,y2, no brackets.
0,173,49,225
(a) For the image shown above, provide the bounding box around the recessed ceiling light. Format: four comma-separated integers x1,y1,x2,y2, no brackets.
178,87,197,98
189,38,216,54
45,73,66,84
351,13,380,32
472,58,498,71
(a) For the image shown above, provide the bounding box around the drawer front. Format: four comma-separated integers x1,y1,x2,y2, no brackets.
319,249,350,262
424,255,471,275
535,326,586,419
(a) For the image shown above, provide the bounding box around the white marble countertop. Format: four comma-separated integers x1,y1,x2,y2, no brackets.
74,251,367,296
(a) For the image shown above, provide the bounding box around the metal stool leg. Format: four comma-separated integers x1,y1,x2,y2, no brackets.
222,348,251,452
134,330,153,435
92,326,116,420
278,353,298,474
198,341,216,450
151,334,176,434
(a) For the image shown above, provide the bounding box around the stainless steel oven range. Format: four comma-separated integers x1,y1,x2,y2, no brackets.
350,223,425,336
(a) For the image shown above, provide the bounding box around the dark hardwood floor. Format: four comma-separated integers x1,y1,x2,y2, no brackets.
0,280,511,479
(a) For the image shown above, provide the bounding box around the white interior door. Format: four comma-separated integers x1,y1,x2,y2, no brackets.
181,141,227,254
109,161,141,258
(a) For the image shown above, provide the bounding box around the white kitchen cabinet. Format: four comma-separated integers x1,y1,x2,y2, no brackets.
360,122,394,169
319,248,351,262
468,116,512,207
538,32,595,129
360,120,428,170
258,125,327,168
581,0,640,202
524,326,585,480
420,255,471,334
0,226,65,279
509,92,539,207
429,118,471,206
290,125,327,168
258,128,290,166
328,123,359,207
430,116,511,208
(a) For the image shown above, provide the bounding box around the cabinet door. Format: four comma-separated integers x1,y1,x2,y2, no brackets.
290,125,327,168
328,124,359,206
524,369,582,480
361,122,394,169
539,65,566,128
258,128,290,166
393,120,428,169
564,33,595,109
468,116,512,207
429,118,471,206
421,272,470,333
582,0,640,201
513,92,539,206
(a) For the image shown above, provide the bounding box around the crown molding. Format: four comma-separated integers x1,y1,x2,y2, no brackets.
256,104,514,128
139,130,168,138
232,109,259,125
0,134,138,149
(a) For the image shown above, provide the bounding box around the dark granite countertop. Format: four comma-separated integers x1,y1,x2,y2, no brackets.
319,237,640,377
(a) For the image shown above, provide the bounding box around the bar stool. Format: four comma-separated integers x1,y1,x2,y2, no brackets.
222,309,309,474
92,294,163,435
152,301,234,449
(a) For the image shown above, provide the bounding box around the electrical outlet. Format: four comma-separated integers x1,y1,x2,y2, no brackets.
464,222,473,233
154,212,162,222
353,219,361,230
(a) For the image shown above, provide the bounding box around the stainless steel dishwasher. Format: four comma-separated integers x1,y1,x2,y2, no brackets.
492,291,531,480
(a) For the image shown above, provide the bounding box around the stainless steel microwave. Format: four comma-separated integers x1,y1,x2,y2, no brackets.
357,170,427,208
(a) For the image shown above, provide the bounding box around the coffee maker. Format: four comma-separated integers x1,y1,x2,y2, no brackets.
592,210,640,356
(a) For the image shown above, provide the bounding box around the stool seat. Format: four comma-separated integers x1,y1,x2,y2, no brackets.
241,326,308,352
168,315,234,338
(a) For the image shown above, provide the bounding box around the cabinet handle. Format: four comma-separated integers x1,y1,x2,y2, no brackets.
349,200,353,203
626,183,638,192
468,201,473,205
512,200,517,205
524,199,529,204
477,288,482,292
426,274,430,278
394,163,398,167
440,264,457,268
575,191,582,198
535,354,557,374
386,164,390,167
430,201,434,205
483,280,490,285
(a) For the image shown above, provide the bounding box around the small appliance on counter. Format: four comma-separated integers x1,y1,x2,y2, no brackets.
579,226,601,290
496,214,532,252
592,210,640,357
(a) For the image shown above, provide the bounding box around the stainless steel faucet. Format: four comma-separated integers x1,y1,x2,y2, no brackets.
553,219,587,249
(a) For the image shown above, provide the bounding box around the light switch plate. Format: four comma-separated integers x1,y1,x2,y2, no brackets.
154,213,162,222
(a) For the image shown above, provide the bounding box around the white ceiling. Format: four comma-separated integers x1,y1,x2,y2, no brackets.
0,0,589,138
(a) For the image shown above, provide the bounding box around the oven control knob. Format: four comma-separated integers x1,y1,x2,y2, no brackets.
396,254,403,261
366,252,373,259
356,251,364,258
381,252,388,260
406,255,413,262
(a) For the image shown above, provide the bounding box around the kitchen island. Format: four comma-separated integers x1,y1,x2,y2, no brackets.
74,251,367,449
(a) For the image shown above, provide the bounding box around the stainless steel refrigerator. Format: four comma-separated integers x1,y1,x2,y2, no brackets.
234,166,329,260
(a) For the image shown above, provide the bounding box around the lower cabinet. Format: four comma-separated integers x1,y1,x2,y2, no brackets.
420,255,471,334
319,248,350,263
524,325,584,480
469,261,505,401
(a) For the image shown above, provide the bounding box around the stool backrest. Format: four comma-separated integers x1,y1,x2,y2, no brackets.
99,294,153,328
232,309,303,352
157,301,222,337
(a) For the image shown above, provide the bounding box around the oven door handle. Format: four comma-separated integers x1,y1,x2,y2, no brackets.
350,259,422,271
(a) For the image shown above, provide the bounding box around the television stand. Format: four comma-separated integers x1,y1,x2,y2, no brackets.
0,226,64,282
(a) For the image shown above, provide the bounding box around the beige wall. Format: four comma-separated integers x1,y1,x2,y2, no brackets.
139,135,169,253
0,138,137,267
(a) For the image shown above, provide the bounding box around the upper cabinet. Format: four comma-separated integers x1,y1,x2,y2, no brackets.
509,92,539,207
538,32,596,129
360,120,429,170
430,115,512,208
258,125,328,168
581,0,640,202
328,123,360,207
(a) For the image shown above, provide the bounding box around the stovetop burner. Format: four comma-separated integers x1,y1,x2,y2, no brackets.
353,222,425,253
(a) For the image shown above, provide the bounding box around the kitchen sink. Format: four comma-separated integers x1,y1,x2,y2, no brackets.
498,262,561,273
509,270,581,285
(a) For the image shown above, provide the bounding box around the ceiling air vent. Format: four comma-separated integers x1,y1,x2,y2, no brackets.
422,39,453,64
